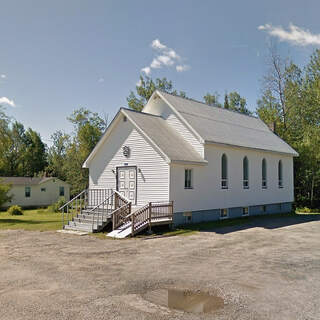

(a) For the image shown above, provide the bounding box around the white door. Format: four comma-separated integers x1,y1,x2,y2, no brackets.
117,167,137,204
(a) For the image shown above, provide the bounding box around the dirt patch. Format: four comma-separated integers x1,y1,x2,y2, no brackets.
0,216,320,319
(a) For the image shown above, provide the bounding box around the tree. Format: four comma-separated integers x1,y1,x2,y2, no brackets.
23,128,47,176
0,179,12,207
127,75,187,111
257,48,320,207
224,93,230,109
228,91,251,115
203,92,222,107
64,108,107,195
47,131,70,180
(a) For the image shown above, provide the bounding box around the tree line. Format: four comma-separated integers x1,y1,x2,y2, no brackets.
1,48,320,208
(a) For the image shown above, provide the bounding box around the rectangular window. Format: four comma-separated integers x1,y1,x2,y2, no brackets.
221,179,228,189
220,208,228,219
262,180,267,189
59,186,65,196
41,187,46,192
184,169,193,189
242,207,249,216
25,186,31,198
243,180,249,189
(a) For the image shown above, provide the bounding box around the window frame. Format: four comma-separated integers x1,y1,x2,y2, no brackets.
25,186,31,198
184,169,193,189
278,160,283,188
221,154,228,189
220,208,229,219
41,187,46,192
242,207,249,216
59,186,65,197
243,156,249,189
262,158,267,189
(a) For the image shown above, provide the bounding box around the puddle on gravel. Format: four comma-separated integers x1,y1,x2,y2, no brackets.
142,289,224,314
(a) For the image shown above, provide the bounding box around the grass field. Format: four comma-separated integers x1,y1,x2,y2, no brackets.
0,208,62,231
0,208,319,234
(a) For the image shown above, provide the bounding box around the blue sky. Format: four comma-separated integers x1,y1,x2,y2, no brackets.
1,0,320,145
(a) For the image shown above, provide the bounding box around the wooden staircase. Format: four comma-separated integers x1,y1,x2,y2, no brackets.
60,189,173,236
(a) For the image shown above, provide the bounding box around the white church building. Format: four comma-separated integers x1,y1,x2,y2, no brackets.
81,90,298,228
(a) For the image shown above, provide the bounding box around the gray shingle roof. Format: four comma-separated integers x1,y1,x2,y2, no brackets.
122,109,206,164
1,177,59,185
157,91,298,156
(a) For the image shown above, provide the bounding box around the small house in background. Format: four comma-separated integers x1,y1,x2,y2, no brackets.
1,177,70,208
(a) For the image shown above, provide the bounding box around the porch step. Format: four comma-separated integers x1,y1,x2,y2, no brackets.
73,217,110,224
64,224,94,232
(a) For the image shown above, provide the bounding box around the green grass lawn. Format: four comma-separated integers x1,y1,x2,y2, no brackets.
0,208,62,231
0,208,319,235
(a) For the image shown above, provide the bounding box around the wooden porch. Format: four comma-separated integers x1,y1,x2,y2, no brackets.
60,188,173,237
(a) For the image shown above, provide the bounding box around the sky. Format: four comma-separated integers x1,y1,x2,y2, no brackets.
1,0,320,145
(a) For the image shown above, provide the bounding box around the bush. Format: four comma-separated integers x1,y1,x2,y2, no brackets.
7,205,23,216
50,197,67,213
0,180,12,208
297,207,320,213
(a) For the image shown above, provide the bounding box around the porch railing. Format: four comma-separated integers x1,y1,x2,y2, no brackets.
112,191,132,230
117,201,174,236
90,190,131,230
60,188,113,229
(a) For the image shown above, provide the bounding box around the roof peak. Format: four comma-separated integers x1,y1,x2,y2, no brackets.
155,89,258,120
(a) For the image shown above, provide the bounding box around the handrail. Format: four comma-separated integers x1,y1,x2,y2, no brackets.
112,203,131,215
114,190,131,203
112,201,132,230
59,189,87,211
88,192,115,213
123,203,148,220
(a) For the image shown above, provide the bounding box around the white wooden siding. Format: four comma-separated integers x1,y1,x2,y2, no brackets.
89,116,169,206
143,97,204,157
170,144,294,212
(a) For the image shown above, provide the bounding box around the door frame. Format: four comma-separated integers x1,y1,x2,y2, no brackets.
116,166,137,205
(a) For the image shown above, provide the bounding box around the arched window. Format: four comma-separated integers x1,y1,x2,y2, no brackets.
278,160,283,188
262,158,267,188
221,154,228,189
243,156,249,188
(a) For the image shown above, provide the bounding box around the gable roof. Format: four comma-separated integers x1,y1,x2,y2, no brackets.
0,177,66,186
121,108,206,164
83,108,207,167
155,90,298,156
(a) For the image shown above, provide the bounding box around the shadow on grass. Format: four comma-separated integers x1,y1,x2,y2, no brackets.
146,212,320,238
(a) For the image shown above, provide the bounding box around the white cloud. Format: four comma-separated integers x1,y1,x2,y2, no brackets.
141,66,151,75
141,39,189,75
0,97,15,107
151,39,167,50
0,74,6,79
258,23,320,46
98,77,105,83
176,64,190,72
157,55,175,66
150,58,162,69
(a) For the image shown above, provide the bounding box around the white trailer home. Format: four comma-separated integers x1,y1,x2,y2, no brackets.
62,90,298,237
2,177,70,208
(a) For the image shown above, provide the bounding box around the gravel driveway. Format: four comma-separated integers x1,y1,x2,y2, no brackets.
0,214,319,320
